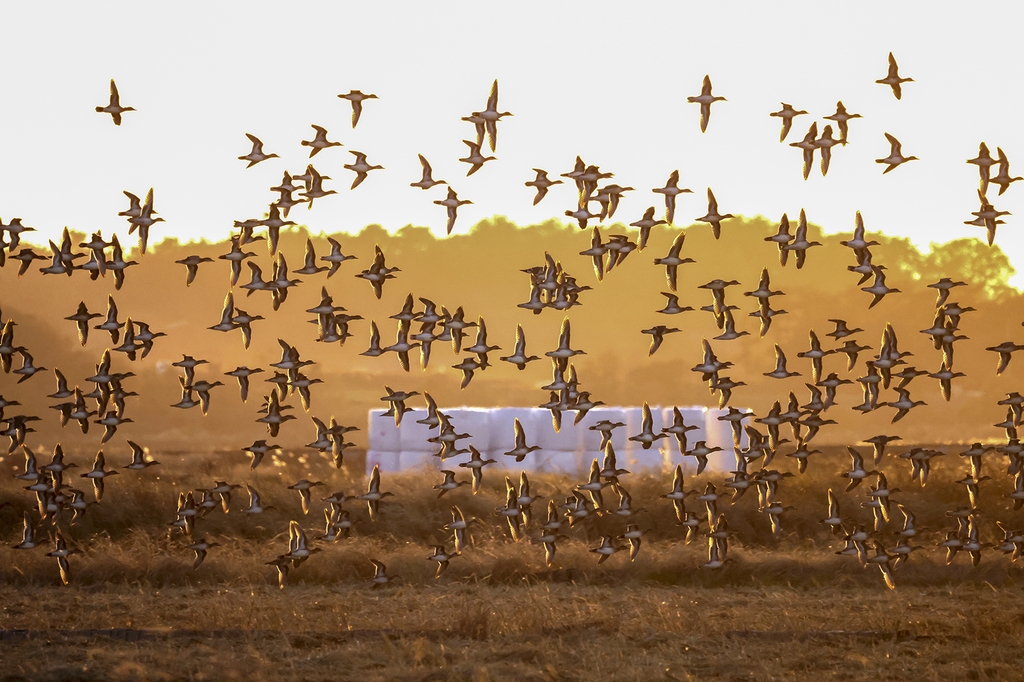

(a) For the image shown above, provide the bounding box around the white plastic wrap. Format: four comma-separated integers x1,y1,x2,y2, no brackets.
533,449,583,475
444,407,494,452
367,405,730,475
533,408,585,452
399,412,437,453
400,450,444,470
367,410,401,451
365,450,401,473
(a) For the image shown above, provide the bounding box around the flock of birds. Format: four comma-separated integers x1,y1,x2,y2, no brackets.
2,54,1024,591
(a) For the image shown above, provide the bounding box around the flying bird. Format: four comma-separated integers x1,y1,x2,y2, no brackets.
433,187,472,235
525,169,562,205
876,52,913,100
337,90,378,128
410,155,447,190
687,75,726,133
300,125,342,157
95,79,135,125
876,133,918,173
344,151,383,189
769,103,807,142
238,133,279,167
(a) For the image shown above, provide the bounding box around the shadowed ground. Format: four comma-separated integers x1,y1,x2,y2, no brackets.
1,584,1022,681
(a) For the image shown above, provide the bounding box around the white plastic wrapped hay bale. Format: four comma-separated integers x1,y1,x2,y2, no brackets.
660,442,678,472
400,450,444,471
627,448,665,473
531,407,585,475
366,450,401,475
620,406,643,452
576,449,603,477
367,409,401,452
533,407,585,452
626,436,669,473
443,407,494,453
399,412,438,455
533,449,584,475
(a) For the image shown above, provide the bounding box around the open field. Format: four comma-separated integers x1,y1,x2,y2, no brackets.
4,2,1024,679
2,449,1024,680
2,583,1024,681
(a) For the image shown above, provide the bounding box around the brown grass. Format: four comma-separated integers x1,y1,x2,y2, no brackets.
2,584,1024,681
2,449,1024,680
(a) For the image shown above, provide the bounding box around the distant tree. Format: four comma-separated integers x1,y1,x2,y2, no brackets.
922,238,1016,299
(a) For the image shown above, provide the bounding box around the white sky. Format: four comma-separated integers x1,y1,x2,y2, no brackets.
1,2,1022,286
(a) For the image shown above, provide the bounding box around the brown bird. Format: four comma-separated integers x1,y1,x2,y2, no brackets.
876,52,913,100
337,90,378,128
95,79,135,125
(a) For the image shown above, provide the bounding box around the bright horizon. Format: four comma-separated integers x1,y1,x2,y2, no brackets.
1,2,1022,287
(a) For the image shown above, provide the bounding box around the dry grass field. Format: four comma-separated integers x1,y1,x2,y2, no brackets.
2,448,1024,681
3,583,1024,681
